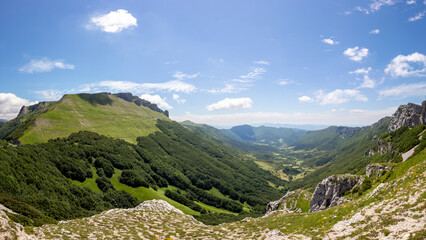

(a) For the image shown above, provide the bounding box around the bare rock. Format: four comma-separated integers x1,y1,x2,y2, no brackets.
366,163,394,178
378,139,392,154
388,102,424,132
0,204,33,240
135,199,184,214
266,190,311,214
309,174,364,213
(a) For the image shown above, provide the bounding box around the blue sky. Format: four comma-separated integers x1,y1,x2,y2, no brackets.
0,0,425,127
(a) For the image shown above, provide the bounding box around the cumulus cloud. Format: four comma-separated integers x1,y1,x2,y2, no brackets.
379,82,426,98
385,52,426,77
344,47,369,62
359,75,376,88
409,11,425,21
89,9,137,33
0,93,38,120
19,58,74,73
172,94,186,104
172,107,397,127
173,71,200,81
369,29,380,34
407,0,416,4
298,96,314,103
253,60,270,65
349,68,375,88
316,89,368,105
322,38,339,45
206,98,253,111
140,94,172,110
93,80,196,94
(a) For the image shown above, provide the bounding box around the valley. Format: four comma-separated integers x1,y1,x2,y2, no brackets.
0,93,425,239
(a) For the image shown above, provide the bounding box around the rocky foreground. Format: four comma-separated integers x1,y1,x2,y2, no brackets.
1,151,424,240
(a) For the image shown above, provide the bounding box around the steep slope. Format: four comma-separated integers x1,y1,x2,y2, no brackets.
2,93,169,144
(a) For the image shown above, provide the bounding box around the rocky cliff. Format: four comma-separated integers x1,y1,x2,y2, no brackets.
309,174,364,213
114,92,169,117
388,101,426,132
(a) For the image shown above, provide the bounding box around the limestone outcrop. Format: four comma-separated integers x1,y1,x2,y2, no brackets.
266,190,311,214
366,163,394,178
378,139,392,154
309,174,364,213
388,101,426,132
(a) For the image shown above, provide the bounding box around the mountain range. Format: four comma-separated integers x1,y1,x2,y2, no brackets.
0,93,425,239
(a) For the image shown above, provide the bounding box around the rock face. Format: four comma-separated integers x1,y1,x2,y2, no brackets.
366,163,394,178
378,139,392,154
388,101,426,132
309,174,364,213
266,190,311,214
114,92,169,117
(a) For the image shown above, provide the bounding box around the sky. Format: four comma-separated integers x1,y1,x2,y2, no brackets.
0,0,425,127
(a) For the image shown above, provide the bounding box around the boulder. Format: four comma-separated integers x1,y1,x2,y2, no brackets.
309,174,364,213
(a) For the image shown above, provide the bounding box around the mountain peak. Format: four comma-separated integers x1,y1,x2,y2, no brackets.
388,100,426,132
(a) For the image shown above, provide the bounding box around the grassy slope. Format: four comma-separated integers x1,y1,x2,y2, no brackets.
19,94,168,144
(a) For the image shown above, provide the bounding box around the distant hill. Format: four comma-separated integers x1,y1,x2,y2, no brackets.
0,93,169,144
223,124,307,146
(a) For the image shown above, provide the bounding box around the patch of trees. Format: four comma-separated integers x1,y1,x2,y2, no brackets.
164,189,206,213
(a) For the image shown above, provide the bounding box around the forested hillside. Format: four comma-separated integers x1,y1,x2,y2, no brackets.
0,119,286,226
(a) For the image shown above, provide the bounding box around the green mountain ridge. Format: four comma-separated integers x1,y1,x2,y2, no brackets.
0,93,169,144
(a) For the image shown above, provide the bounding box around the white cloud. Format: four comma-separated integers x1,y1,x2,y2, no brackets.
0,93,38,120
172,107,397,127
173,71,200,81
172,94,186,104
349,67,372,75
379,82,426,98
95,80,196,94
369,29,380,34
140,94,172,110
315,89,368,105
206,98,253,111
408,11,425,21
370,0,397,12
344,47,369,62
208,84,246,94
359,75,376,88
240,67,266,80
253,60,270,65
407,0,416,4
298,96,314,103
277,79,294,86
322,38,339,45
89,9,137,33
34,90,64,100
19,58,74,73
385,52,426,77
